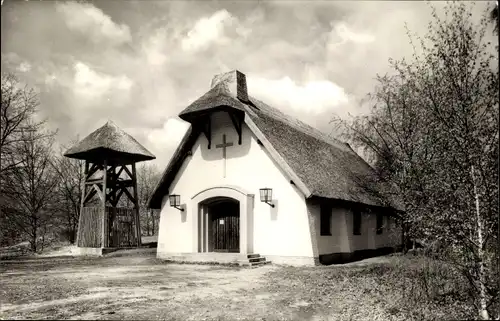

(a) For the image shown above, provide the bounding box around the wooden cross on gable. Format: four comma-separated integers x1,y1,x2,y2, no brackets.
216,134,234,178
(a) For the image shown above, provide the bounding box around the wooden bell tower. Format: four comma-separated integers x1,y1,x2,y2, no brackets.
64,121,156,250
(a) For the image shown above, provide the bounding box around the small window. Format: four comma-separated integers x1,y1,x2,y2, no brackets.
353,210,361,235
320,204,331,236
376,213,383,234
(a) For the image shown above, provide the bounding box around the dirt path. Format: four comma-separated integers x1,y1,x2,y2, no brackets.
0,254,435,321
0,256,279,320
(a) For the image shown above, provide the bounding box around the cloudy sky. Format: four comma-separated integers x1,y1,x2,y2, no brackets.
1,0,495,168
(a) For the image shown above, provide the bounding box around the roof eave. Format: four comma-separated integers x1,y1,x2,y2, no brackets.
308,194,402,213
64,147,156,164
63,123,156,161
178,93,247,122
147,125,195,209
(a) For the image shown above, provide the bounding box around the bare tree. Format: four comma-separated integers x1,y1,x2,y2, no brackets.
0,73,59,251
1,127,59,252
334,3,498,319
51,138,84,244
1,73,46,176
137,163,161,236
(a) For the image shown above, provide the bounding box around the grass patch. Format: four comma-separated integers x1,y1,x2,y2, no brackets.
264,254,474,320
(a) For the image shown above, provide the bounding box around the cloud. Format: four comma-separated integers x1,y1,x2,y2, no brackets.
72,62,133,100
142,28,169,66
334,23,375,44
44,74,57,86
2,0,495,168
248,76,349,115
327,22,375,50
181,9,235,52
147,117,190,150
56,1,131,46
16,61,31,73
147,117,191,167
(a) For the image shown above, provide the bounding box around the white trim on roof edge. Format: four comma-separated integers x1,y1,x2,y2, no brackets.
147,124,194,208
244,114,312,198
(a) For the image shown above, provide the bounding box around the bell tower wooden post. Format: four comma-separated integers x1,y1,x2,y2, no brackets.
75,161,89,247
101,159,108,248
76,160,143,249
64,120,155,251
132,163,141,247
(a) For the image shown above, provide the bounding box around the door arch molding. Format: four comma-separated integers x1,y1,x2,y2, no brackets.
191,185,252,201
190,185,254,254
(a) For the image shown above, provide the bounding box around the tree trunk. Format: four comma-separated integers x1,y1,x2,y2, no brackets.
402,222,409,254
67,206,73,243
40,227,45,252
151,209,155,236
30,217,38,252
471,165,490,320
30,232,37,253
72,216,78,244
69,228,75,244
146,210,151,236
74,202,80,244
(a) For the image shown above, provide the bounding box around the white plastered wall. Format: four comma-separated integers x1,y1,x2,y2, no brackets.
309,203,403,255
157,111,314,259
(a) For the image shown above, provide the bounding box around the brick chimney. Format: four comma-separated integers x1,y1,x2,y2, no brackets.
210,70,249,102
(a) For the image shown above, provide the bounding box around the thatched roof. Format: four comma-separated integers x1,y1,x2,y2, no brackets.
179,86,248,121
148,70,400,210
64,121,155,165
248,99,386,204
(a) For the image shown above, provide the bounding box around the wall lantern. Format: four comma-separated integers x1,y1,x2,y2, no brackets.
259,188,275,208
168,194,184,211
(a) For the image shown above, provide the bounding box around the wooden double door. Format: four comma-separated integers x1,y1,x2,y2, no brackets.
209,200,240,252
108,207,136,248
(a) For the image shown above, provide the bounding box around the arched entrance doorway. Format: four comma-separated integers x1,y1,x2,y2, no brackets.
205,197,240,252
191,185,254,254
